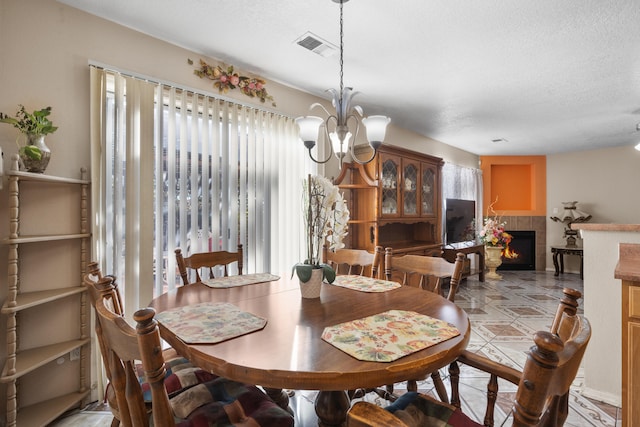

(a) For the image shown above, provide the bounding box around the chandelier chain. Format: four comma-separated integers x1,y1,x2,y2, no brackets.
339,0,344,105
295,0,389,167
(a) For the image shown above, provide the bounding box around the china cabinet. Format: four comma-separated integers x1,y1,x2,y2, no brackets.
334,145,443,255
0,157,91,426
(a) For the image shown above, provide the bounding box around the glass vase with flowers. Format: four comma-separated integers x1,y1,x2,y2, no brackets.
478,199,512,248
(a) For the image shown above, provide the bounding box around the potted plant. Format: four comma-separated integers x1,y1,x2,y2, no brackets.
0,105,58,173
291,174,350,297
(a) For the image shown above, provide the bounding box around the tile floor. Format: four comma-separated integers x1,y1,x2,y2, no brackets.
50,270,621,426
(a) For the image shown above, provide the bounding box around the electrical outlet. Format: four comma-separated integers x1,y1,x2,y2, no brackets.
70,348,80,361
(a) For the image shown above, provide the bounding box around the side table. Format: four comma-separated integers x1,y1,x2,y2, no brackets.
551,245,584,279
443,242,485,282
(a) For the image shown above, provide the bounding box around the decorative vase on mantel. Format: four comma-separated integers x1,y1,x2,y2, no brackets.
20,134,51,173
299,268,323,299
485,246,504,280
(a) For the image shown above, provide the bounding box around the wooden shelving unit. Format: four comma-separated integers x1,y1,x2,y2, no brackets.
1,158,91,426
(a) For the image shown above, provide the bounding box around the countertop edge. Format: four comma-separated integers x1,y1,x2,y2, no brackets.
614,243,640,281
572,223,640,232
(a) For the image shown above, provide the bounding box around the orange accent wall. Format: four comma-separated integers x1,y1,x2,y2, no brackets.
479,156,546,216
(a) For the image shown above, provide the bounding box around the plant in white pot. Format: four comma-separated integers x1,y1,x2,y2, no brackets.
0,105,58,173
292,174,349,297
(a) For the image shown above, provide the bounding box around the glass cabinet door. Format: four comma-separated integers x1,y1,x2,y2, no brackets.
381,157,399,215
402,162,418,215
421,165,435,215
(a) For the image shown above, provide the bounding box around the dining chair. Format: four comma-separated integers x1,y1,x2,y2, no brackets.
347,288,591,427
323,245,384,278
84,262,181,426
93,296,294,427
84,262,132,426
384,248,463,298
175,244,243,286
383,250,467,401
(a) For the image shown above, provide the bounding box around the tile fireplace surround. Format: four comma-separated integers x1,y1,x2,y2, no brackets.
501,215,546,271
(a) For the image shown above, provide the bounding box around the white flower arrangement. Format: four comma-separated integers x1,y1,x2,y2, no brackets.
293,174,350,283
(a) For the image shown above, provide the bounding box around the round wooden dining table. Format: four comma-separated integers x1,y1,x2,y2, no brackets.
149,275,470,427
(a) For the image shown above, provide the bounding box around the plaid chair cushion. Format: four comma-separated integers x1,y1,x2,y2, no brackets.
386,392,482,427
135,356,293,426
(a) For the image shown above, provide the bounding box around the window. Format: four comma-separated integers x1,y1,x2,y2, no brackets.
90,67,313,313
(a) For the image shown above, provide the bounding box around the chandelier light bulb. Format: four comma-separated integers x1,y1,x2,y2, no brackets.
295,116,323,149
362,115,391,147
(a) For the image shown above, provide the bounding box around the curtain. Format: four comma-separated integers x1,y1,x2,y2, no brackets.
156,87,313,293
90,66,314,305
442,162,483,228
90,70,156,402
89,67,156,317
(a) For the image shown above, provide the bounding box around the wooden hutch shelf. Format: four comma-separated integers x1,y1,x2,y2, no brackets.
334,145,444,256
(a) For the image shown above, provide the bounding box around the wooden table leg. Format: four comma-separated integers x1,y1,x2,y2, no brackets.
315,390,350,427
263,387,292,414
553,250,560,276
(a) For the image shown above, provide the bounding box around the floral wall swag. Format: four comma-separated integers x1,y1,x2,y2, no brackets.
188,58,276,107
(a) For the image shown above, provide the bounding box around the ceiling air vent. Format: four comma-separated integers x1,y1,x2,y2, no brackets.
295,32,338,57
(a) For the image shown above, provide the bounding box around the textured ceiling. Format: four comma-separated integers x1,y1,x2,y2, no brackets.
60,0,640,155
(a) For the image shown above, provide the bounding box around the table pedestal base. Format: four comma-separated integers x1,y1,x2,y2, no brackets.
315,390,350,426
263,388,292,415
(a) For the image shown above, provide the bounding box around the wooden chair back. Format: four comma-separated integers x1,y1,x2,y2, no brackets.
95,298,175,427
85,261,124,315
83,262,125,426
347,288,591,427
175,244,243,285
384,249,466,301
323,245,384,278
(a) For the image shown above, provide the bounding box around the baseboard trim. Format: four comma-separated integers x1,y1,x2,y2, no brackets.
581,387,621,407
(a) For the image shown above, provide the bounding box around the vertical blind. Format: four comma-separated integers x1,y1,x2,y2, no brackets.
90,66,314,317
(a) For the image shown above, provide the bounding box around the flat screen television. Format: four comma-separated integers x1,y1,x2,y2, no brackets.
445,198,476,245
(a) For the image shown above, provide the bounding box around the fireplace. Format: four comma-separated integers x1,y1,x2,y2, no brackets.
498,230,536,270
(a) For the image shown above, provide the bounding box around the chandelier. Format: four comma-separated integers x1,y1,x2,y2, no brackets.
295,0,390,167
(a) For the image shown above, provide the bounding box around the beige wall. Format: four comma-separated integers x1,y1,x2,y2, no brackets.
546,145,640,272
0,0,478,179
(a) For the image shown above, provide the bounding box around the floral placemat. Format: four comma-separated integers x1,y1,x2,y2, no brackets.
201,273,280,288
321,310,460,362
331,275,401,292
155,302,267,344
